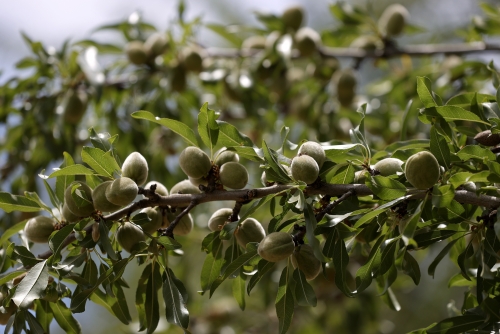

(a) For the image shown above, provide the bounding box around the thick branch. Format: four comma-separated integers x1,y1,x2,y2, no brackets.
37,184,500,260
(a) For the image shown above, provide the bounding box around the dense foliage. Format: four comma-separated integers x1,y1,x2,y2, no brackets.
2,1,500,333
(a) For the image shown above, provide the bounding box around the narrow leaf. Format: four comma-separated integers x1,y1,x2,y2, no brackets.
0,192,41,213
293,269,317,307
51,301,82,334
132,110,198,146
12,260,49,308
275,266,294,334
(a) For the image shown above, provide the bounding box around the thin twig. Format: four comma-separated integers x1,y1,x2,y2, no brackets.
315,190,355,222
160,200,198,238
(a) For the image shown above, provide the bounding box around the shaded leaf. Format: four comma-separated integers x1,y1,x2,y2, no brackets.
51,301,82,334
427,314,485,334
0,192,41,213
293,269,317,307
275,266,294,334
163,268,190,329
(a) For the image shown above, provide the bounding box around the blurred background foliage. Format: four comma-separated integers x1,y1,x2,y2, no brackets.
2,0,500,333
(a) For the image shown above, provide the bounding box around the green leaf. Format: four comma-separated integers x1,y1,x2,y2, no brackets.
163,268,190,329
49,224,75,263
262,141,292,183
247,260,274,295
51,301,82,334
379,239,398,276
402,251,420,285
25,310,45,334
428,238,460,278
355,235,384,293
293,269,317,307
98,219,118,260
227,146,263,162
81,147,121,178
430,126,451,169
155,236,182,250
198,103,219,153
329,163,355,184
366,176,406,201
413,230,456,248
34,300,53,334
275,266,294,334
49,164,95,178
216,121,254,147
200,233,224,293
432,185,454,208
458,238,475,280
0,270,27,286
435,106,490,125
416,76,437,108
333,232,354,297
205,24,242,46
232,271,246,310
42,178,60,208
11,246,42,267
71,258,132,312
136,264,151,331
426,314,485,334
456,145,496,161
132,110,199,146
0,192,41,213
0,219,28,245
55,152,75,203
354,196,411,228
210,244,259,296
145,264,162,334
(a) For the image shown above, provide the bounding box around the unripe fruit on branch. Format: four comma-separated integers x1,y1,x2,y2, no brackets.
138,207,163,234
64,181,94,217
291,244,322,280
24,216,55,243
62,202,81,223
165,212,194,236
62,89,88,125
125,41,148,65
373,158,403,176
214,150,239,166
171,62,187,92
105,177,138,206
122,152,148,186
235,218,266,248
241,36,266,51
295,27,321,57
208,208,233,231
354,170,368,184
219,162,249,189
257,232,295,262
350,35,383,51
334,69,357,107
179,146,212,179
310,58,339,81
378,4,409,38
181,47,205,73
144,32,169,58
143,181,169,197
282,6,304,31
291,155,319,184
92,181,121,213
188,176,208,188
404,151,440,189
116,222,146,253
298,141,326,168
474,130,500,147
170,179,202,195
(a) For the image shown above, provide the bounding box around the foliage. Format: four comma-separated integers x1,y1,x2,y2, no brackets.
2,1,500,333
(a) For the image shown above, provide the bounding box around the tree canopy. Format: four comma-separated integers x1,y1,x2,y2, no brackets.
2,1,500,333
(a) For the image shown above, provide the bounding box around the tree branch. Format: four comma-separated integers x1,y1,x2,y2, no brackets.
205,42,500,60
37,183,500,260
